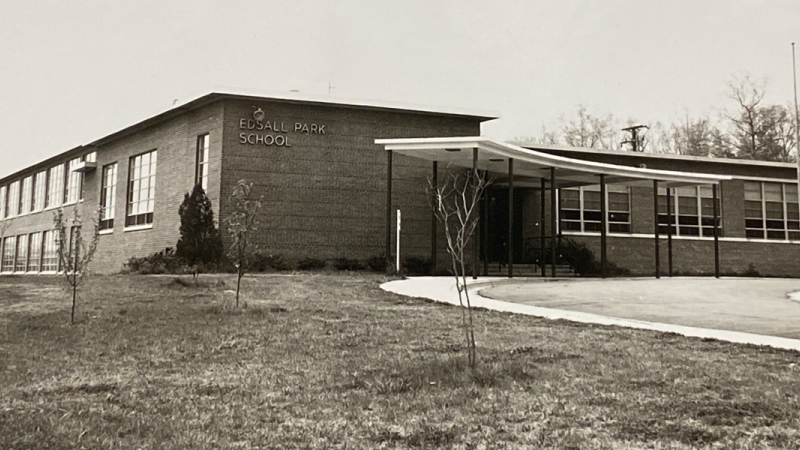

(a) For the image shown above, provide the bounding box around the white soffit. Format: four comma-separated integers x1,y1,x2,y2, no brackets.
375,137,732,188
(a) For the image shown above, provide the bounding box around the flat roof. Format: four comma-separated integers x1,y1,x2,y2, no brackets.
1,91,499,184
376,137,731,188
512,140,798,169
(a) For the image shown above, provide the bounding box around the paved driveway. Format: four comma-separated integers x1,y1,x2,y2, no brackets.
480,277,800,339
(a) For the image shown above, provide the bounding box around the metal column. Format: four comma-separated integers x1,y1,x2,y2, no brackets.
713,183,720,278
550,167,557,278
482,171,489,277
431,161,437,273
508,158,514,278
599,174,607,278
666,187,673,277
653,180,660,279
472,148,479,280
385,150,393,272
540,177,546,278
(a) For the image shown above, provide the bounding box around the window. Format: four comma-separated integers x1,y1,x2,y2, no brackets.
658,186,721,237
0,185,6,220
28,232,42,272
196,134,210,191
64,226,80,273
20,176,32,215
100,163,118,230
126,150,157,227
560,185,630,233
744,182,799,240
41,231,59,272
15,234,27,272
32,170,46,212
65,158,82,204
7,181,20,217
47,164,64,208
1,236,14,272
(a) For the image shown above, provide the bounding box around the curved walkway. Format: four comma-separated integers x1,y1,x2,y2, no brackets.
381,277,800,352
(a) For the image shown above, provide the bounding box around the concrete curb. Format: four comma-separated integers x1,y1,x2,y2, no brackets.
381,276,800,352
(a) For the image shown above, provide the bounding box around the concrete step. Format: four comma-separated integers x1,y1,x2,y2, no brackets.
486,264,576,277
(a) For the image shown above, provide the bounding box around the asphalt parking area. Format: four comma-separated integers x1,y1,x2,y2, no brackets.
479,277,800,340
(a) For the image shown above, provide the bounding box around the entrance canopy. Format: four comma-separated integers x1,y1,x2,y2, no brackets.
375,136,731,188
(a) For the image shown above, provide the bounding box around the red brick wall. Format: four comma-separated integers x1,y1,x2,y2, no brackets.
565,233,800,277
219,99,482,262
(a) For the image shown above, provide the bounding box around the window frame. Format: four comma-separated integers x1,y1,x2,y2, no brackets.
744,181,799,240
27,232,42,273
20,176,32,215
658,186,722,238
46,163,65,209
125,149,158,228
559,185,631,234
0,185,6,220
196,133,210,191
6,180,20,217
32,170,47,212
41,230,59,272
100,163,118,231
1,236,15,273
15,234,28,273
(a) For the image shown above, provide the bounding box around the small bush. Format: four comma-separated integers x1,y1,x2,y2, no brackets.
333,257,364,271
124,248,189,274
296,257,327,271
563,239,630,277
403,256,433,276
252,253,291,272
365,254,387,272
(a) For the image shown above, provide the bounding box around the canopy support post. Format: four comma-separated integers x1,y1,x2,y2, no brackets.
472,148,479,280
713,183,720,278
540,177,546,278
385,150,393,273
667,187,673,277
431,161,437,273
550,167,557,278
508,158,514,278
600,174,607,279
653,180,660,279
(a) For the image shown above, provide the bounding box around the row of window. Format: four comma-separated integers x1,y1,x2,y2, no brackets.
560,185,631,233
559,182,800,241
1,231,61,273
744,181,800,240
657,186,721,237
1,133,211,230
0,153,95,220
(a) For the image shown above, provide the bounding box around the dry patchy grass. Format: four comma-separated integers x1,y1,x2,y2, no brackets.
1,273,799,449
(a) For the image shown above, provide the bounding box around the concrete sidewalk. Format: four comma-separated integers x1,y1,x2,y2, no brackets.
381,276,800,352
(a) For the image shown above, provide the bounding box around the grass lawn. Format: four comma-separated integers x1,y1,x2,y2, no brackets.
1,273,800,449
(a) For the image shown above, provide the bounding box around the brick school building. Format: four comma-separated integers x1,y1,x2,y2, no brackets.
1,91,798,277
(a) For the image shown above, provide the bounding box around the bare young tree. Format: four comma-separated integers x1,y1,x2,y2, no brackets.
427,168,491,370
54,208,100,324
224,179,262,308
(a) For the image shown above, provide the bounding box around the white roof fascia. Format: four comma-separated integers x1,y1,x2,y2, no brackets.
375,137,731,187
515,141,797,169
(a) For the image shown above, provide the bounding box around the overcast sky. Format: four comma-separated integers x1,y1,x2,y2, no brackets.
1,0,798,178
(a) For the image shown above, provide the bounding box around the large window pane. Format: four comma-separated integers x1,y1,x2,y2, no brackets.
126,151,157,226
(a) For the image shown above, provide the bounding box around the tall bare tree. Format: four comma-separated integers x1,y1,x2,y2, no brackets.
725,75,766,159
427,168,491,370
562,105,614,149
